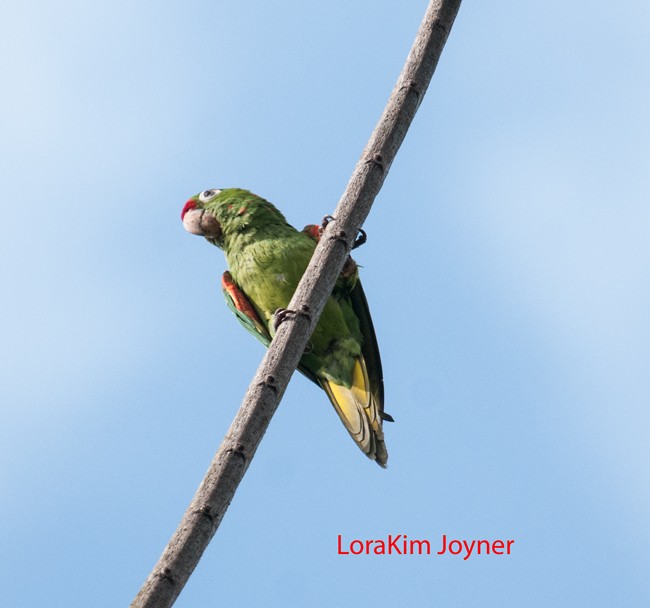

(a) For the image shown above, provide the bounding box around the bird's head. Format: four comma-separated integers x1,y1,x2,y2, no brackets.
182,188,289,249
181,188,225,245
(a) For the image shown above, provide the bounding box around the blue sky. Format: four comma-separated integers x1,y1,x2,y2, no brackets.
2,1,649,606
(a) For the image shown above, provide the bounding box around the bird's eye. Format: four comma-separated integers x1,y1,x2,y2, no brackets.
198,189,221,203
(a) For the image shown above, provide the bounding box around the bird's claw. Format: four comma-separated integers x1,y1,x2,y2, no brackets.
319,214,335,236
273,308,292,331
320,215,367,249
352,228,367,249
273,305,312,331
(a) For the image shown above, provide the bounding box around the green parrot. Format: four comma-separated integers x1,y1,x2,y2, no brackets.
181,188,392,467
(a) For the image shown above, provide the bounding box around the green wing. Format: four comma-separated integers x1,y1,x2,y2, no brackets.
302,223,393,423
221,270,321,387
348,279,392,421
221,271,271,346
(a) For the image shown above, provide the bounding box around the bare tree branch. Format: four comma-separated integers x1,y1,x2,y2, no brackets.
131,2,462,606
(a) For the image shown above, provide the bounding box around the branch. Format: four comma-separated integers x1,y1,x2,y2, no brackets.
131,2,462,606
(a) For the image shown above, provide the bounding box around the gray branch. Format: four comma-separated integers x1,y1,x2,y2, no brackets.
131,2,462,606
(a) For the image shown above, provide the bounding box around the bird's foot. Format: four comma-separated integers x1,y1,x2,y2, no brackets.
273,305,312,331
273,308,292,331
352,227,366,249
319,214,335,237
320,214,367,249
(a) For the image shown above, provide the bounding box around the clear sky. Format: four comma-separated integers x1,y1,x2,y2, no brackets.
2,1,649,606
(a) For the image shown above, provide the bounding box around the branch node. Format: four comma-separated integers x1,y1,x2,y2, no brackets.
365,153,386,174
195,504,214,523
225,442,248,463
261,375,277,392
159,568,176,585
401,78,423,97
328,229,349,246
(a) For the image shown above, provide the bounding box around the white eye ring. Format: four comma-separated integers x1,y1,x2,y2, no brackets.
198,189,222,203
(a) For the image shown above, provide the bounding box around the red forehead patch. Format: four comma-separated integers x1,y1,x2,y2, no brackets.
181,199,197,220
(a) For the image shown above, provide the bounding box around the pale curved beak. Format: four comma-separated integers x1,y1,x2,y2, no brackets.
183,208,207,235
182,207,223,240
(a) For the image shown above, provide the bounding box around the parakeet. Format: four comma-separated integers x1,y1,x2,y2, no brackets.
181,188,392,467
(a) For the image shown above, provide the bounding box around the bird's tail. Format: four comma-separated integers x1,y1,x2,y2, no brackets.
320,357,388,467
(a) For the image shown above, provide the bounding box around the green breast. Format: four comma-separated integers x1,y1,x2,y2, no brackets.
229,228,364,386
228,235,314,322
